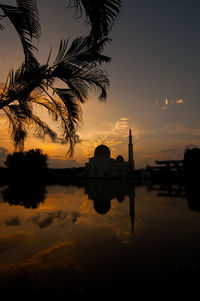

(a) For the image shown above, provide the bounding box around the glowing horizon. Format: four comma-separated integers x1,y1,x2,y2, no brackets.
1,1,200,169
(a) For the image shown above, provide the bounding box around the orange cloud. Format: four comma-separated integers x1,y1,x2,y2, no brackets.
176,98,184,104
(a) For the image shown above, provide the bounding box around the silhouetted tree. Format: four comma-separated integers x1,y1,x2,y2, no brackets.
4,151,25,170
0,0,121,155
184,148,200,211
186,186,200,212
25,148,48,170
5,148,48,177
184,148,200,180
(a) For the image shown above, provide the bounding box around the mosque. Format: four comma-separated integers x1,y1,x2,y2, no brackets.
84,129,134,178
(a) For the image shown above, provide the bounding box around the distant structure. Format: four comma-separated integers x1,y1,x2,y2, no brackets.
84,129,134,178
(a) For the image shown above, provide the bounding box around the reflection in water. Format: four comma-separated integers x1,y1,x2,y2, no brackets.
150,180,200,212
2,184,46,209
185,183,200,211
1,180,200,298
1,179,135,232
84,179,135,232
150,182,186,198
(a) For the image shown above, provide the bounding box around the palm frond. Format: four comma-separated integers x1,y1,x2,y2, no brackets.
77,69,109,101
0,1,40,63
30,95,59,122
27,113,57,142
52,37,110,103
53,37,111,67
0,15,4,30
3,106,27,151
16,0,41,39
0,35,110,155
52,62,109,102
4,99,57,151
53,39,69,65
67,0,121,42
53,88,82,156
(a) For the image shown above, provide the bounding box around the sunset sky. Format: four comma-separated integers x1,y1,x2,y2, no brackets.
1,0,200,168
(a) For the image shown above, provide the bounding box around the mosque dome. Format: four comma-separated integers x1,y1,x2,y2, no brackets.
116,155,124,162
94,145,110,158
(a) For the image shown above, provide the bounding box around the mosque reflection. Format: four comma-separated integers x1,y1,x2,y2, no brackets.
83,179,135,232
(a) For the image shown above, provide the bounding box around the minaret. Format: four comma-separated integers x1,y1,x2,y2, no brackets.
128,129,134,170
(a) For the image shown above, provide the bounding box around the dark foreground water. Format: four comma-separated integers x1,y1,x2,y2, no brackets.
0,179,200,299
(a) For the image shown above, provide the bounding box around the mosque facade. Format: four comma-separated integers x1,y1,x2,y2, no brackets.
84,129,134,178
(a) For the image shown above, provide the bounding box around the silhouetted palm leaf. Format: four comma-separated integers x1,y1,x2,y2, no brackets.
53,37,111,67
0,0,40,63
16,0,40,39
67,0,121,42
52,37,110,102
0,14,4,30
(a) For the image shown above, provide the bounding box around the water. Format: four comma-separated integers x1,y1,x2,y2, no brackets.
0,180,200,299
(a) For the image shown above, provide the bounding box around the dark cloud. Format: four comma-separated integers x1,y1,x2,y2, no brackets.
37,211,63,228
29,211,80,229
38,216,55,229
71,212,80,224
5,217,21,227
33,211,67,229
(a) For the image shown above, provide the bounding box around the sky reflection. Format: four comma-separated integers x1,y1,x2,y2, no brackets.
0,181,200,297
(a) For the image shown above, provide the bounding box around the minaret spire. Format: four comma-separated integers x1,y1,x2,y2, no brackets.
128,129,134,170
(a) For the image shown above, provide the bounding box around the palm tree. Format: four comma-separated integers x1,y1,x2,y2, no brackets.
0,37,110,155
0,0,121,155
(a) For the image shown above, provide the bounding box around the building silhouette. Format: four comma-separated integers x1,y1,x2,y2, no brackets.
84,129,134,178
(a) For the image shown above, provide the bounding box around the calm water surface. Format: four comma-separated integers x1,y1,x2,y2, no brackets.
0,180,200,298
